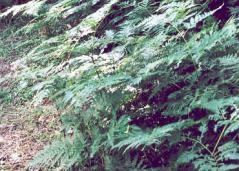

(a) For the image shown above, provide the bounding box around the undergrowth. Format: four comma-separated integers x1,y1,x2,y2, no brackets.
1,0,239,170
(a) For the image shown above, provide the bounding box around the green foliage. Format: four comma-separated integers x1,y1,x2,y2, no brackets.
177,140,239,171
1,0,239,170
28,135,86,170
112,120,195,154
0,89,12,104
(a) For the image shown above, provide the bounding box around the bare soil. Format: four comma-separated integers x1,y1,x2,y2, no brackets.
0,60,10,76
0,105,60,170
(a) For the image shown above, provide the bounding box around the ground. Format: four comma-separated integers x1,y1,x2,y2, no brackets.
0,105,60,170
0,60,60,170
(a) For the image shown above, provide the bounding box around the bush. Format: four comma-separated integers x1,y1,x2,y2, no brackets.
1,0,239,170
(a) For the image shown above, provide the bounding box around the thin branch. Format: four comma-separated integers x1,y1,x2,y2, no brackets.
212,124,228,155
186,136,214,156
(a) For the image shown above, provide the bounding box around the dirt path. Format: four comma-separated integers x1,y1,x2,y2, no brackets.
0,60,10,76
0,105,60,170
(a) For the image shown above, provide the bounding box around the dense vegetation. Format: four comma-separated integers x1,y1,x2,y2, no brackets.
0,0,239,170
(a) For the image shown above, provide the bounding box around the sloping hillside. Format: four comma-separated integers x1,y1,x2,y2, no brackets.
0,0,239,170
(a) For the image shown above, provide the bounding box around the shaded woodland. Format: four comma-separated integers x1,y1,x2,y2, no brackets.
0,0,239,170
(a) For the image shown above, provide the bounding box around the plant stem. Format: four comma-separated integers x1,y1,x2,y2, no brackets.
212,111,238,156
90,54,101,79
186,136,214,156
212,124,228,155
